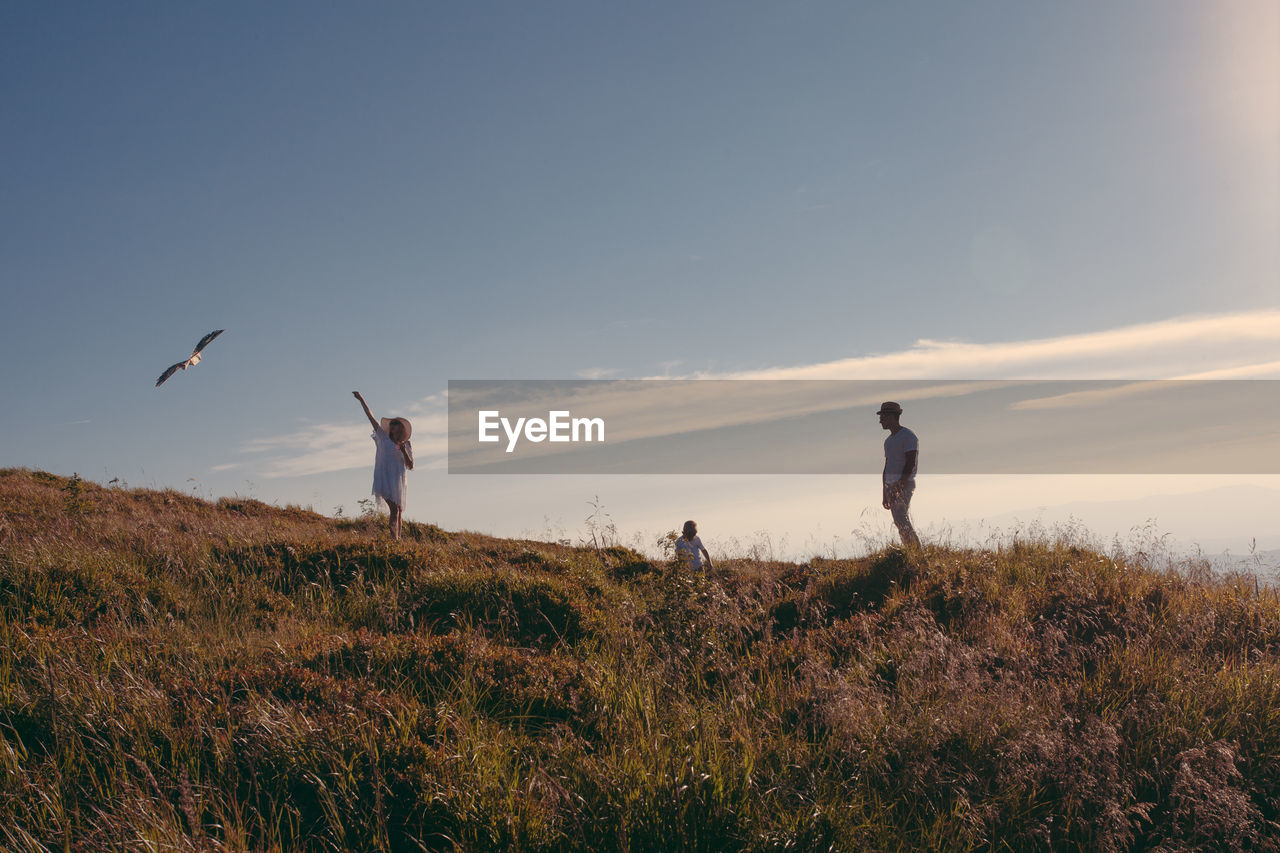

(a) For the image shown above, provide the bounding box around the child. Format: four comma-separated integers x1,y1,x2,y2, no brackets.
353,391,414,540
675,520,713,571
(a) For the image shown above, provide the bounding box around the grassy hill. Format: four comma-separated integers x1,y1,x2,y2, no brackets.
1,468,1277,852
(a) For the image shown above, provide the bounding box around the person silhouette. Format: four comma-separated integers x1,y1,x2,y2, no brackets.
675,520,713,571
353,391,414,540
878,401,920,548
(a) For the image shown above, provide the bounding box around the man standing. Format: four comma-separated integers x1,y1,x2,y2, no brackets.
878,401,920,548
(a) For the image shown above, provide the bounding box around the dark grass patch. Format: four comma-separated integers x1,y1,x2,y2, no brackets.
507,547,567,572
217,496,321,523
598,546,657,582
401,570,595,648
0,549,172,627
198,685,460,851
813,549,915,619
212,541,425,590
402,519,449,543
467,644,603,736
256,630,603,738
294,629,468,702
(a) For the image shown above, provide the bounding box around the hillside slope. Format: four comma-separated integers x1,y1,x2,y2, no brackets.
1,468,1278,851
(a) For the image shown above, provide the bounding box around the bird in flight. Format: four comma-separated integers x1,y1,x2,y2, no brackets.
156,329,225,387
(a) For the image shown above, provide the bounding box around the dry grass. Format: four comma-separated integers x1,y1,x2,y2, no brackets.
1,467,1278,851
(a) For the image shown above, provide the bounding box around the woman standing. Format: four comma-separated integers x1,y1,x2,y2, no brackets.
353,391,414,540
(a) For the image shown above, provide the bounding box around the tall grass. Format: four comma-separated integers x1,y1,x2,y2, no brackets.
0,467,1277,851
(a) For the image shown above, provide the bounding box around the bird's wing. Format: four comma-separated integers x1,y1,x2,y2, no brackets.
192,329,225,355
156,362,185,387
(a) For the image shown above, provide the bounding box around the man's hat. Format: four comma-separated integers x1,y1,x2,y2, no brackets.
876,401,903,415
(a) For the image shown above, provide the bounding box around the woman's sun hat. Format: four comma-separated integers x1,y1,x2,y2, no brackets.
380,417,412,440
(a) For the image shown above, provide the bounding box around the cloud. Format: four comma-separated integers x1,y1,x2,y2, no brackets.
657,360,684,376
1178,360,1280,380
577,367,618,380
406,392,447,416
700,309,1280,381
1009,381,1167,411
232,310,1280,479
448,309,1280,472
228,396,449,479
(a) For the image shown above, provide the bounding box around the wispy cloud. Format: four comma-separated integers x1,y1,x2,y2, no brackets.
657,360,684,377
699,309,1280,381
1010,381,1169,411
227,397,449,479
577,367,618,380
231,310,1280,479
406,392,447,416
450,309,1280,472
1178,360,1280,380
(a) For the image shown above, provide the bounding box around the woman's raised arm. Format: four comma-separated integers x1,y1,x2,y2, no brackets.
352,391,382,432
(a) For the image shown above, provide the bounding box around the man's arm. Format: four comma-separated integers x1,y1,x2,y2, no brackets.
901,449,917,481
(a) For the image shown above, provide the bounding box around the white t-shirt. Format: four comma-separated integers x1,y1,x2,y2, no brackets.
675,535,704,569
883,427,919,485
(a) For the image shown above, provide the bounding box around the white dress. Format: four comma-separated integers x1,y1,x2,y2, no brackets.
371,430,408,508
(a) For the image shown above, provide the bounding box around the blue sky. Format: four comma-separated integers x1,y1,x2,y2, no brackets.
3,2,1277,558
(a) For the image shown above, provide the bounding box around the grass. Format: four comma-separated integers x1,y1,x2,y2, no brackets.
1,466,1278,851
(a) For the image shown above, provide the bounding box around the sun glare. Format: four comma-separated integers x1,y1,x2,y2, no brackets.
1204,2,1280,155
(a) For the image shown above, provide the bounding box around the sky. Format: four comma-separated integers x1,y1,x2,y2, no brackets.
2,1,1278,562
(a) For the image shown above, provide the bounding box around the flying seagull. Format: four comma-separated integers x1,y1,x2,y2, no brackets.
155,329,225,387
